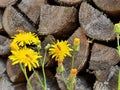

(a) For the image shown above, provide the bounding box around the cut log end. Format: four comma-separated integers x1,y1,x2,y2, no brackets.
79,2,115,41
93,0,120,16
38,5,78,38
3,5,36,36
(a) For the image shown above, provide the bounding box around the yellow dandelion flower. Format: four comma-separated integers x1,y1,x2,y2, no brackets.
49,40,72,61
11,32,40,46
9,47,42,71
10,41,19,51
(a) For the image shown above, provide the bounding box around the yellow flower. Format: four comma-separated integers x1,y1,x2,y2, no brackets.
74,38,80,46
10,41,19,51
70,68,78,76
11,32,40,47
49,40,72,61
9,47,42,71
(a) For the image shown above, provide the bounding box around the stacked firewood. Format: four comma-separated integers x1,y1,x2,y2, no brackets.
0,0,120,90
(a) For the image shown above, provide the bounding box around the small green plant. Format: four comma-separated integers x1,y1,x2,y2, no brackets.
8,29,80,90
114,23,120,90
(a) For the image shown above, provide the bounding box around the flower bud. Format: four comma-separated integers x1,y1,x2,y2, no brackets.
56,59,64,73
45,43,51,50
73,38,80,51
114,23,120,34
70,68,78,76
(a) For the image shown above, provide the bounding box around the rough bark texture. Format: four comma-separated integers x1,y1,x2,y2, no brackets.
18,0,47,24
3,6,36,36
79,2,115,41
0,0,17,8
64,27,89,74
38,4,78,38
28,69,60,90
93,0,120,16
6,60,25,83
89,43,120,71
93,66,119,90
0,35,10,55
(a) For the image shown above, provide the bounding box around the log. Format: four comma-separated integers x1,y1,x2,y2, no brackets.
0,74,14,90
0,58,6,75
64,27,89,73
18,0,47,24
0,0,17,8
79,2,115,41
54,0,83,6
93,0,120,16
38,4,78,38
56,73,91,90
3,5,36,36
28,69,60,90
6,60,25,83
13,83,26,90
89,43,120,71
0,35,10,55
93,66,120,90
93,81,111,90
41,35,56,67
0,9,3,32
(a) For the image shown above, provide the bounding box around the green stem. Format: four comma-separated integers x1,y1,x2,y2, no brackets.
71,49,75,69
42,49,47,90
20,64,33,90
42,64,47,90
32,68,44,88
117,34,120,47
118,69,120,90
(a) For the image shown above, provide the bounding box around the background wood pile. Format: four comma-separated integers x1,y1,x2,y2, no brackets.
0,0,120,90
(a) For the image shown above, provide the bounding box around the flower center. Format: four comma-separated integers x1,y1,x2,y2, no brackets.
57,45,61,51
25,54,33,60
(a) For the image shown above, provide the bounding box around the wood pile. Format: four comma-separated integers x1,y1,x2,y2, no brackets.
0,0,120,90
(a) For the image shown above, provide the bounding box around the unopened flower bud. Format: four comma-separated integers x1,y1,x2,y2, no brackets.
56,59,64,73
74,38,80,46
45,43,51,50
114,23,120,34
73,38,80,51
70,68,78,76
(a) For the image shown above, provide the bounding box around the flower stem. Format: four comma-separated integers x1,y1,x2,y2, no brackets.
71,49,75,69
42,49,47,90
118,69,120,90
117,34,120,47
20,64,33,90
32,68,44,88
